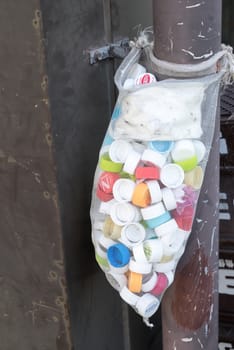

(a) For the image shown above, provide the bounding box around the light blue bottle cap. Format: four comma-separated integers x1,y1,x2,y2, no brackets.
149,141,174,154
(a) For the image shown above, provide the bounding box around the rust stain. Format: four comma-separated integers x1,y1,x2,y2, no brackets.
45,133,52,147
171,247,213,330
41,75,48,91
32,9,41,30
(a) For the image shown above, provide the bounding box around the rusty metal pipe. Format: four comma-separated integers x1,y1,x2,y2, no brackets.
152,1,222,349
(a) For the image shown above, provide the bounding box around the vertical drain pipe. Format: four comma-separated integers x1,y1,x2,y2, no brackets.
152,1,222,349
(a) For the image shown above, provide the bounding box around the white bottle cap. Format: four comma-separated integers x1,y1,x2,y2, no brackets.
154,259,176,273
136,294,160,318
154,219,178,238
193,140,206,163
121,223,146,247
95,243,108,259
110,202,138,226
109,264,129,274
113,179,135,202
99,199,117,215
141,202,165,220
141,149,166,168
146,180,162,204
120,286,140,306
129,258,152,274
171,140,196,161
132,243,148,263
99,235,117,250
109,140,133,163
141,272,158,292
165,271,174,286
123,78,135,90
160,164,184,189
123,150,141,175
161,230,186,256
92,230,102,246
105,272,127,291
161,187,177,211
131,141,147,154
143,239,164,263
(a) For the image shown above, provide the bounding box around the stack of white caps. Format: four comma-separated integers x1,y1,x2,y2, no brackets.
146,180,162,204
141,202,165,220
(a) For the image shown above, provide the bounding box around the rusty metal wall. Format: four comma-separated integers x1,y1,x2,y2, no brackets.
0,0,71,349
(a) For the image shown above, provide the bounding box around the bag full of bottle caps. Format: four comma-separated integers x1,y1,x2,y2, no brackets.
90,41,223,326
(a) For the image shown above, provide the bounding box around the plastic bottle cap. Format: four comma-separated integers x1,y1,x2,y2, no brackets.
141,149,166,168
150,273,168,296
141,272,158,292
136,294,160,318
99,235,117,250
106,272,127,291
132,183,151,208
184,166,204,189
103,216,122,239
121,223,146,247
143,239,164,263
173,206,194,231
110,202,138,226
146,180,162,204
154,259,176,273
109,264,129,274
160,164,184,189
128,271,143,293
113,178,135,202
145,211,171,229
107,243,131,267
96,186,114,202
154,219,178,237
175,156,198,172
141,202,165,220
193,140,206,163
100,153,123,173
171,140,196,161
109,140,133,163
129,258,152,274
161,230,186,256
132,243,148,263
99,199,117,215
95,252,109,270
135,166,160,180
149,140,174,154
95,244,107,259
145,228,157,240
161,187,177,211
123,150,141,175
98,172,120,194
136,73,156,85
120,286,140,306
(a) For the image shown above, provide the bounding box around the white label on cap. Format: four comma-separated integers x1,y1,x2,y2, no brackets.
142,272,158,292
113,179,135,202
160,164,184,189
129,258,152,274
141,202,165,220
109,140,133,163
141,149,166,168
136,294,160,318
155,219,178,237
171,140,196,162
105,272,127,291
120,286,140,306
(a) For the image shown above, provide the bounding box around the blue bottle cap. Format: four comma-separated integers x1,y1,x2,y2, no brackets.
149,141,174,154
107,243,131,268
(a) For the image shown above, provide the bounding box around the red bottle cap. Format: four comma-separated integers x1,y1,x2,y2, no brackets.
135,166,160,180
98,172,120,194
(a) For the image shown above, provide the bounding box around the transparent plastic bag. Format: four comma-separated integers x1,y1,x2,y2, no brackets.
90,46,222,325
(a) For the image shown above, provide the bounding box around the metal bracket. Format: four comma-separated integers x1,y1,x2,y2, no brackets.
89,38,130,65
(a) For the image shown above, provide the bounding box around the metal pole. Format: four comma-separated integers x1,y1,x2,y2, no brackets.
152,1,222,349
